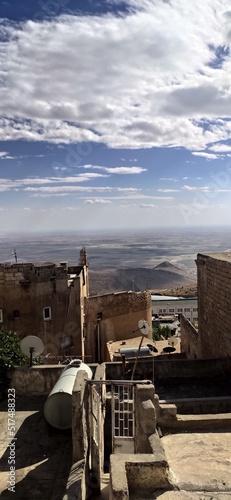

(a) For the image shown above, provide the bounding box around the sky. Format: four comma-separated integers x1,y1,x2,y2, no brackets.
1,0,231,232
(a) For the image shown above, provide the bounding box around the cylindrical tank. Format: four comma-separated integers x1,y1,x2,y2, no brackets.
44,359,92,429
119,346,150,358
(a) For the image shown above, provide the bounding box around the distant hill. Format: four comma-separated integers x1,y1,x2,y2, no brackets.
89,261,196,296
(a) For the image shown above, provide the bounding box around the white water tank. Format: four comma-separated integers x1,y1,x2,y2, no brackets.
44,359,92,429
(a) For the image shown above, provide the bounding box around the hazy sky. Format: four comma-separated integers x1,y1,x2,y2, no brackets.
1,0,231,232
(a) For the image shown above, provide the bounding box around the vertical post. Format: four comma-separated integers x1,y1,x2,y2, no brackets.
29,347,34,367
131,335,145,380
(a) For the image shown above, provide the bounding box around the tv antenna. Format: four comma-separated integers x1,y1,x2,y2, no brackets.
12,249,17,263
131,320,150,380
20,335,44,367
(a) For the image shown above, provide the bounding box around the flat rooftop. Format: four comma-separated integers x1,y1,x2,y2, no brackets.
107,335,181,361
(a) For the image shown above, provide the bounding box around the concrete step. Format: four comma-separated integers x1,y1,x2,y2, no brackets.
159,412,231,431
159,396,231,415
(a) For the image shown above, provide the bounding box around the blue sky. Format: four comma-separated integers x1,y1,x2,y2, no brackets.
1,0,231,232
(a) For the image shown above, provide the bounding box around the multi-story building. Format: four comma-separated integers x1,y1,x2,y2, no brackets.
152,295,198,323
0,248,89,358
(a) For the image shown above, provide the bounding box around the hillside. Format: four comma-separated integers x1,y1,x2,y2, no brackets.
89,261,196,296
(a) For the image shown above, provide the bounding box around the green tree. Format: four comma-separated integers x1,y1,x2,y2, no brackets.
152,325,171,341
0,329,27,399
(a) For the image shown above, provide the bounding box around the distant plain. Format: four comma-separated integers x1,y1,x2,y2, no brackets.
1,226,231,273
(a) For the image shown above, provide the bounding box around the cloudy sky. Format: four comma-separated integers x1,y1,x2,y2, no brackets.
1,0,231,232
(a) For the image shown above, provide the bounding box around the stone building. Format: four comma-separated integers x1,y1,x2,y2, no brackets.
196,252,231,359
0,249,89,358
84,290,152,362
0,248,152,363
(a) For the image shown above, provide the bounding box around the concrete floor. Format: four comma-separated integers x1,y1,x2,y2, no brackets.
0,396,72,499
130,431,231,499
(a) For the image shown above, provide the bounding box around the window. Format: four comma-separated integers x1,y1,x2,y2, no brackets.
184,308,190,312
193,307,198,312
169,308,175,313
162,309,167,313
177,308,183,313
43,307,51,321
193,317,198,322
158,309,163,313
0,309,2,323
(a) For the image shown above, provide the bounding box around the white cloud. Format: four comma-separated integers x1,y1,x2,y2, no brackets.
157,189,180,193
192,151,222,160
183,184,219,192
84,199,112,204
0,151,15,159
209,143,231,152
159,177,178,182
139,203,156,208
0,1,230,149
82,165,146,174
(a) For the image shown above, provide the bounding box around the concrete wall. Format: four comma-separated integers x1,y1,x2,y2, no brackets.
9,364,97,396
0,260,88,357
105,357,231,381
110,448,170,499
180,314,199,359
9,365,63,395
85,291,152,363
197,253,231,358
135,383,156,453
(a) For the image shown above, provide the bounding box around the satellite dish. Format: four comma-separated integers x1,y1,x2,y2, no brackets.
138,319,150,336
147,343,158,354
163,346,176,353
20,335,44,367
168,336,179,347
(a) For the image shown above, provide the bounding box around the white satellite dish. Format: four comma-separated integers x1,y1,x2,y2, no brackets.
20,335,44,366
168,336,179,347
131,320,151,380
138,319,150,336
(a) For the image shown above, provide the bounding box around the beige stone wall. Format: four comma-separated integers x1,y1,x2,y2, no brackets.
84,291,152,362
0,262,88,357
180,314,199,359
196,253,231,358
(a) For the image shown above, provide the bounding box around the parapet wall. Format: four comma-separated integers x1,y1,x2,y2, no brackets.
86,290,151,319
0,262,68,285
85,291,152,362
9,366,63,395
9,364,97,396
105,357,231,381
180,314,199,359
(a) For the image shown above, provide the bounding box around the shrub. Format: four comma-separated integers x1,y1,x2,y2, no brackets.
0,329,28,399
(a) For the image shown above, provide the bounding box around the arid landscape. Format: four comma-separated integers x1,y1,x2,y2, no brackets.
1,227,231,298
89,261,197,295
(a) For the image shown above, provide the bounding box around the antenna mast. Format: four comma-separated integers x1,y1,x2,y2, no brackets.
13,249,17,263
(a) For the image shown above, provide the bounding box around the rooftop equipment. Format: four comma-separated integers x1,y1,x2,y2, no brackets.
44,359,92,429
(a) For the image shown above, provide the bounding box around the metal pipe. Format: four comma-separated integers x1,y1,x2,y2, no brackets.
88,379,152,385
131,334,145,380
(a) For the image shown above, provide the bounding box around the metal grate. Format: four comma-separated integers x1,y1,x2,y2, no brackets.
112,383,134,439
